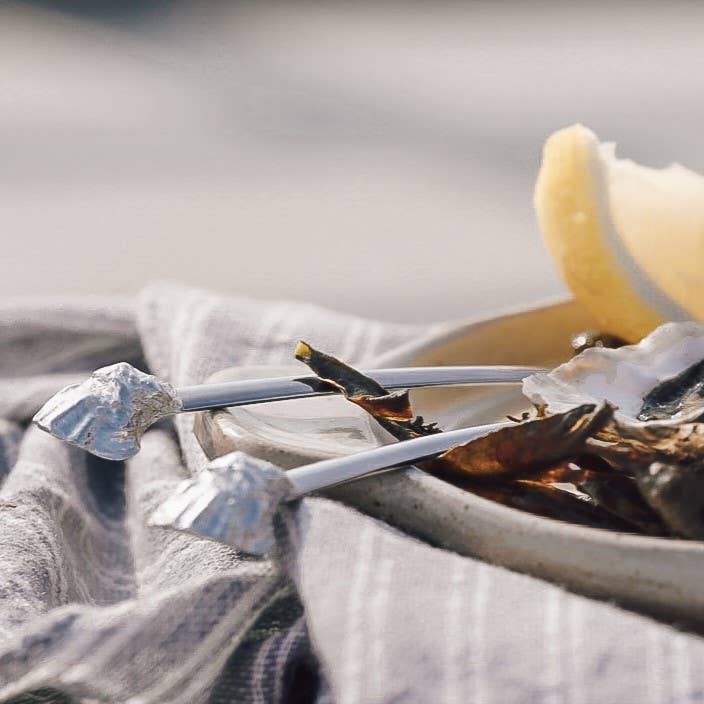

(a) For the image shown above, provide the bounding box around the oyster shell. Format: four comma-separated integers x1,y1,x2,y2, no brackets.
524,322,704,539
523,322,704,423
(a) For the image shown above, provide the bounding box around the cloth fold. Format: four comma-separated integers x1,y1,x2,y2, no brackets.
0,283,703,703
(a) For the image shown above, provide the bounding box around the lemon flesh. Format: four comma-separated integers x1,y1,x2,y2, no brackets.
535,124,702,342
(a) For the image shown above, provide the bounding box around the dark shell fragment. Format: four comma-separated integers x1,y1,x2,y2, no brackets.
590,418,704,470
630,461,704,539
428,403,613,479
462,479,642,532
571,330,627,355
525,459,668,536
638,358,704,422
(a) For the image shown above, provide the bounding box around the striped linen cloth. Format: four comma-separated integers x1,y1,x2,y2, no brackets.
0,282,703,703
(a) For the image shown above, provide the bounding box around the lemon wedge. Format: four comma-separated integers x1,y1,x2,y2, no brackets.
535,124,704,342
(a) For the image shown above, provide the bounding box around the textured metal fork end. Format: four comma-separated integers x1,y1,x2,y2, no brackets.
32,362,182,461
149,451,294,556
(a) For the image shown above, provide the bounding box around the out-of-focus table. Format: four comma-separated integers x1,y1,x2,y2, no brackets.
2,1,703,322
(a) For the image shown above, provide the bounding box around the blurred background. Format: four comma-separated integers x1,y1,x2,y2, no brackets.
3,1,703,322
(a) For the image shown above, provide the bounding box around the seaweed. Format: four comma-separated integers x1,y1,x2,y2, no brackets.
294,342,651,532
295,341,440,441
294,341,704,538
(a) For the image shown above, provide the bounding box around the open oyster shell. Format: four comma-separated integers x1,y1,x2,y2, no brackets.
523,323,704,539
523,322,704,424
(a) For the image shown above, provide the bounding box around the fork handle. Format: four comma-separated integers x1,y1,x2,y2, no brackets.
177,366,543,412
286,420,510,498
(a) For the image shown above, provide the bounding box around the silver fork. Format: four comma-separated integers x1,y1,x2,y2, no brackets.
150,420,509,555
33,361,542,461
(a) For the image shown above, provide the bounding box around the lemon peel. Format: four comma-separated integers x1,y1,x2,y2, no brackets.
535,124,699,342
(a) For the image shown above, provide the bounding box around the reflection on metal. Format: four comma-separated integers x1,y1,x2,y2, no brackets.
33,362,182,461
150,452,293,556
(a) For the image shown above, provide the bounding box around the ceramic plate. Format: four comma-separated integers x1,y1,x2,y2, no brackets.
194,299,704,626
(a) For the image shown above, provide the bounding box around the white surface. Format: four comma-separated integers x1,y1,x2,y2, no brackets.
3,2,704,321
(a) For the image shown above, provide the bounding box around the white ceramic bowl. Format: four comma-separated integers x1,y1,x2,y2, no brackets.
194,299,704,626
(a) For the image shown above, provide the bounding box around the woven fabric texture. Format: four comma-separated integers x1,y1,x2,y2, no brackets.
0,283,703,704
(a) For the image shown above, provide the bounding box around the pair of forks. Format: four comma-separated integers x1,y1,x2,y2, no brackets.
33,362,543,553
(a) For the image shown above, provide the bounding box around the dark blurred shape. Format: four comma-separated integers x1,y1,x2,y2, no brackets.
571,331,627,355
26,0,174,25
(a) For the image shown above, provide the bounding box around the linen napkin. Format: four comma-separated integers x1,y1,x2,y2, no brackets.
0,283,702,703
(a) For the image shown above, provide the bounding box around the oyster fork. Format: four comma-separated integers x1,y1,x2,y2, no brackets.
32,361,542,461
150,420,509,554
